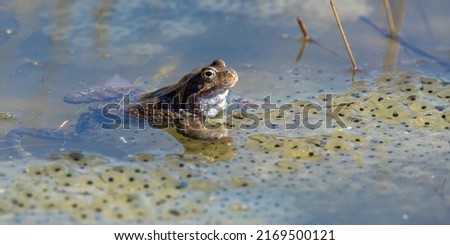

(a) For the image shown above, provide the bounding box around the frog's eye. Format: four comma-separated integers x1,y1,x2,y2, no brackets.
201,69,216,80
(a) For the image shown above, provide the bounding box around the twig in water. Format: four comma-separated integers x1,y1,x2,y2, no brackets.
296,16,310,41
329,0,358,70
383,0,397,39
294,15,310,63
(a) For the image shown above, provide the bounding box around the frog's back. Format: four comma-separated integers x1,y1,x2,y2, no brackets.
64,75,142,104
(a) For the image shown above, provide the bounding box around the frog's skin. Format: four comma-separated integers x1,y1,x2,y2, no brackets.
5,59,239,158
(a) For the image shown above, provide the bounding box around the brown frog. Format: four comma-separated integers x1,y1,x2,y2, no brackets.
127,59,238,139
5,59,239,158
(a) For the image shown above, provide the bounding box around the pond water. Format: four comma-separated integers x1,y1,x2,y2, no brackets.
0,0,449,224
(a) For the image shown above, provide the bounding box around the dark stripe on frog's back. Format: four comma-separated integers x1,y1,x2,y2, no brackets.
138,72,202,111
125,75,189,122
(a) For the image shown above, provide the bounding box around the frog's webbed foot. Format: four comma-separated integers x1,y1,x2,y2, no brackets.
175,115,226,140
5,128,77,158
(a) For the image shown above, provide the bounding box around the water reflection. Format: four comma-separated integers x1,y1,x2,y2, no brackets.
166,127,236,163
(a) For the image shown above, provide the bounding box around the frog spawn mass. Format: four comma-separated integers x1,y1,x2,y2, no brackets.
239,72,450,169
1,72,450,224
1,151,262,224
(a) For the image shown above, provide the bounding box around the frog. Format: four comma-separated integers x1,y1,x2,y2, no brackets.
5,59,239,158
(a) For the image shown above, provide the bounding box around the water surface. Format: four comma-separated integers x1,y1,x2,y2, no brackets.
0,0,449,224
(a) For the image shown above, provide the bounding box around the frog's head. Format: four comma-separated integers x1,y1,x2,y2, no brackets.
182,59,239,117
135,59,238,119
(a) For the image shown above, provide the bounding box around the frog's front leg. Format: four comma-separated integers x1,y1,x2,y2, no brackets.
5,128,77,158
